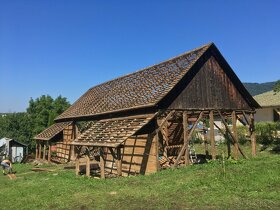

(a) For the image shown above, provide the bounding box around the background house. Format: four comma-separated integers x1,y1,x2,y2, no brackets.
254,91,280,122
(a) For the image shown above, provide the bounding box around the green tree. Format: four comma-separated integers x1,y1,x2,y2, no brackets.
273,80,280,93
0,95,70,151
27,95,70,136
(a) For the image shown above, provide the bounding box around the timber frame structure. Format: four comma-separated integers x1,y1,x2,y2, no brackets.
34,43,260,178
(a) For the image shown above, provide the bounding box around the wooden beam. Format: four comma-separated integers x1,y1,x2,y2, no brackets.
203,120,209,158
217,111,247,159
99,148,105,179
116,147,122,176
86,152,90,177
209,110,216,160
250,113,257,157
232,111,238,160
173,111,204,168
48,143,51,163
38,142,42,160
35,142,38,160
155,132,160,171
242,111,250,125
183,111,190,166
108,148,117,159
43,144,46,161
75,158,80,176
155,110,176,134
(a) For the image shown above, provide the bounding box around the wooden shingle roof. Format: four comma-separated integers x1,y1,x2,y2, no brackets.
71,114,154,147
34,122,72,141
56,43,211,121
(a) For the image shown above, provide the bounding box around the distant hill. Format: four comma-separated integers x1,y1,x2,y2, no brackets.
243,81,276,96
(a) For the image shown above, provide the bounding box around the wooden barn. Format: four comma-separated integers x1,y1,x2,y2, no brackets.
34,43,260,178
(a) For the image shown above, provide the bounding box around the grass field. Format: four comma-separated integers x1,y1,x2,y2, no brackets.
0,148,279,210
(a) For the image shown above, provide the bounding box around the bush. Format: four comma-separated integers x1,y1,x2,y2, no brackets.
255,122,279,145
237,126,249,145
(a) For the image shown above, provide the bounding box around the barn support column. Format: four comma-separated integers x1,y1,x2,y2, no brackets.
116,147,122,176
38,141,42,160
217,111,247,159
86,149,90,177
225,116,231,158
75,146,80,175
250,113,257,157
203,120,209,158
155,132,160,171
43,143,46,161
183,111,190,166
35,141,38,160
173,111,204,168
48,142,51,163
209,111,216,160
99,148,105,179
232,111,239,160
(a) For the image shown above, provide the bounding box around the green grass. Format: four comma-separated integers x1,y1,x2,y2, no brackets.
0,152,279,210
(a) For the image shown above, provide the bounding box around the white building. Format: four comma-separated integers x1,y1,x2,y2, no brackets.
0,137,27,162
254,91,280,122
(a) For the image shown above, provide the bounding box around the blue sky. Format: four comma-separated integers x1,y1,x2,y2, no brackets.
0,0,279,112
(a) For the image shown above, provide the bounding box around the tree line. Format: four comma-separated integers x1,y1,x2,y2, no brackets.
0,95,70,150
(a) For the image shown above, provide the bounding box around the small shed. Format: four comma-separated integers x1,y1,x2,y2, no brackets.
34,43,260,178
0,137,28,162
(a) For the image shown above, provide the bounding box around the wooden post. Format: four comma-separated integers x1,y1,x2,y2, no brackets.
35,141,38,160
116,147,122,176
99,148,105,179
48,143,51,163
183,111,190,166
250,113,257,157
217,111,247,159
224,116,231,158
209,111,216,160
232,111,238,160
173,111,204,168
75,158,80,175
43,143,46,161
155,132,160,171
38,141,42,160
203,120,209,158
86,152,90,177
